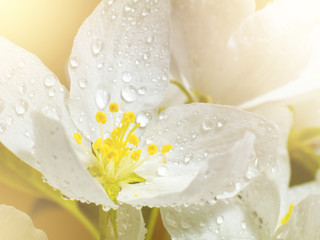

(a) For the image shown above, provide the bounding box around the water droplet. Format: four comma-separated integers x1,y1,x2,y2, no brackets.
24,130,31,137
183,153,193,164
136,112,151,127
0,122,6,134
15,100,28,115
91,39,104,55
146,36,154,43
0,99,5,114
70,56,80,68
48,88,56,97
95,88,110,109
157,166,168,176
217,121,224,129
121,85,137,103
6,117,12,126
28,91,35,98
78,78,88,89
121,72,132,83
44,75,57,87
96,61,104,69
241,221,247,230
138,87,146,95
202,119,213,131
17,81,26,95
216,216,224,225
180,219,191,229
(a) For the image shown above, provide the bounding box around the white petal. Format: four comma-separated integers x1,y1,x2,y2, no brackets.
249,102,293,188
0,204,47,240
0,36,75,172
118,103,278,207
172,0,320,106
104,204,146,240
161,174,281,240
32,112,116,209
170,0,255,87
69,0,170,141
275,194,320,240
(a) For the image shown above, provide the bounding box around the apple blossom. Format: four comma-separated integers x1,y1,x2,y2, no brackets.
0,0,280,239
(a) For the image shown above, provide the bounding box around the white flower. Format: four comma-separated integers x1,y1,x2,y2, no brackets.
162,171,320,240
170,0,320,108
0,0,278,238
0,204,47,240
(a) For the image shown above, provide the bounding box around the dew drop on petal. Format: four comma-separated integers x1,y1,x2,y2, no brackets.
95,88,110,109
138,87,146,95
121,85,137,103
48,88,56,97
70,56,80,68
202,119,213,131
91,39,104,55
78,78,88,89
180,219,191,229
216,216,224,225
121,72,132,83
0,122,6,134
136,112,150,127
17,81,26,95
44,75,57,87
157,166,168,177
183,153,193,164
15,99,28,115
241,221,247,230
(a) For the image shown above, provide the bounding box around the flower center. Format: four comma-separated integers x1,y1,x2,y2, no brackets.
74,103,172,203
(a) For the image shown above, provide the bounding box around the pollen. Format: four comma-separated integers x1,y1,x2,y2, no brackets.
93,138,102,150
281,203,294,225
131,149,141,161
74,103,172,204
74,133,82,144
147,144,158,155
109,102,119,113
96,111,107,124
161,144,172,153
128,134,139,146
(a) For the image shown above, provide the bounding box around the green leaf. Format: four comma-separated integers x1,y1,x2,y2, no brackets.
0,143,99,239
120,172,146,184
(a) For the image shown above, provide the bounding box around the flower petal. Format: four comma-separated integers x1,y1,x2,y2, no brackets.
0,204,47,240
171,0,255,89
0,36,76,172
69,0,170,141
172,0,320,106
32,112,116,209
275,194,320,239
118,103,278,207
104,204,146,240
161,174,281,240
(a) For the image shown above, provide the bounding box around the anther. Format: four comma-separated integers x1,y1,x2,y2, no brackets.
147,144,158,155
74,133,82,144
96,111,107,124
161,144,172,153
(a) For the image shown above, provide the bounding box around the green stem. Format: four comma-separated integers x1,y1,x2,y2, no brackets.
170,80,194,103
99,207,118,240
99,206,109,240
145,208,160,240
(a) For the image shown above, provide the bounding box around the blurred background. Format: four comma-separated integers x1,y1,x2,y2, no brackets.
0,0,100,239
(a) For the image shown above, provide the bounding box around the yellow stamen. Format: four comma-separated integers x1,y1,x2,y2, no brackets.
134,194,138,197
131,150,142,161
281,203,294,225
93,138,102,150
74,133,82,144
161,144,172,153
123,112,135,123
147,144,158,155
96,111,107,124
109,103,119,113
128,134,139,146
